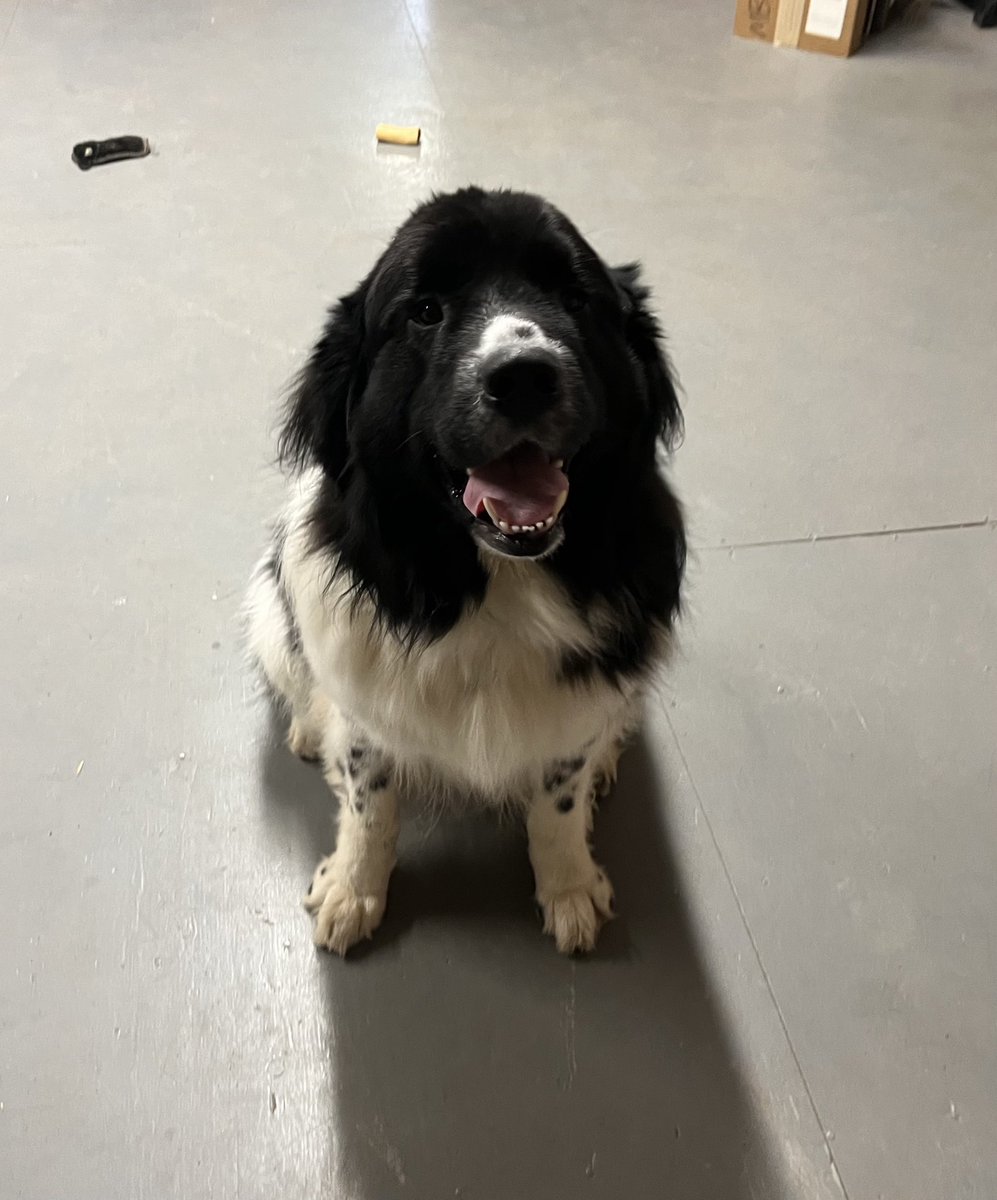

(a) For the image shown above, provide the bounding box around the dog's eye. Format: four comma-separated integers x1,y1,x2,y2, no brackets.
563,288,588,314
411,297,444,327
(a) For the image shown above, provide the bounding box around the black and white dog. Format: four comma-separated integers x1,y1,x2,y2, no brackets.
245,188,685,956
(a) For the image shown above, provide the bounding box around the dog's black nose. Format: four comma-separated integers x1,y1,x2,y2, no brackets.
481,349,562,420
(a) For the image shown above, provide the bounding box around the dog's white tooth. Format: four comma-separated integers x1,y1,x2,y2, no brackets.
551,489,568,517
553,459,564,469
510,524,521,533
465,468,472,476
483,497,500,525
497,519,511,532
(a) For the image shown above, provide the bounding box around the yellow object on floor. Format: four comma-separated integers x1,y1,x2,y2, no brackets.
375,123,421,145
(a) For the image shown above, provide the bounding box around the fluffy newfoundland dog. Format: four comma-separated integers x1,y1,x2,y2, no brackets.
245,187,685,955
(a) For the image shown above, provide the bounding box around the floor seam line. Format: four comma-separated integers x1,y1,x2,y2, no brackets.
663,711,852,1200
400,0,445,105
695,516,992,553
0,0,22,52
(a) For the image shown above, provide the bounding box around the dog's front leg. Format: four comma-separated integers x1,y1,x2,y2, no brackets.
527,753,615,954
304,731,399,956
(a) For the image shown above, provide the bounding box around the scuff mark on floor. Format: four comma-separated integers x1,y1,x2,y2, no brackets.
362,1114,407,1186
563,961,578,1089
133,846,145,932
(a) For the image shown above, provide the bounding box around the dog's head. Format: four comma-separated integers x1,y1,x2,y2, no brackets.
280,188,681,568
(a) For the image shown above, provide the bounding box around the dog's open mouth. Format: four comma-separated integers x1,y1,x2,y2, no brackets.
459,442,569,558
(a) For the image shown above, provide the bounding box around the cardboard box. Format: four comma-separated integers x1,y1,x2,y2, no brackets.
734,0,877,56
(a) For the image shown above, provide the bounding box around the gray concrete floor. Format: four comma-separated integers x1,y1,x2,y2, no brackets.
1,2,995,1198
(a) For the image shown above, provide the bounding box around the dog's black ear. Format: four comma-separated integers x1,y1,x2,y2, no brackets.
277,289,366,478
612,264,683,451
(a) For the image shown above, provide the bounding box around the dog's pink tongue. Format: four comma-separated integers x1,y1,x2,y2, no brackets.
462,444,567,527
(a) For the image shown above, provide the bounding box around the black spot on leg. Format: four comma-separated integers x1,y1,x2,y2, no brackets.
353,800,364,814
347,745,366,779
319,866,326,876
369,773,390,791
544,755,586,792
556,795,575,813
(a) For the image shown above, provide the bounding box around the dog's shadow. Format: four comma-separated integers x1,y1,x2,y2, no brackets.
259,708,783,1199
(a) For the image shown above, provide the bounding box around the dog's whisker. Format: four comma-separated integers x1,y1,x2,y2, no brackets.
393,429,425,452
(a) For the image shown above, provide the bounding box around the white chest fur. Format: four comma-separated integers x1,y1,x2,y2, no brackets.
283,482,629,797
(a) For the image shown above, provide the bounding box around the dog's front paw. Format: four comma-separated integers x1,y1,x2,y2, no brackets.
304,857,386,955
538,870,615,955
287,718,322,763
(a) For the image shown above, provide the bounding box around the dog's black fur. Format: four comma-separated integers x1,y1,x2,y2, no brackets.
277,187,685,684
